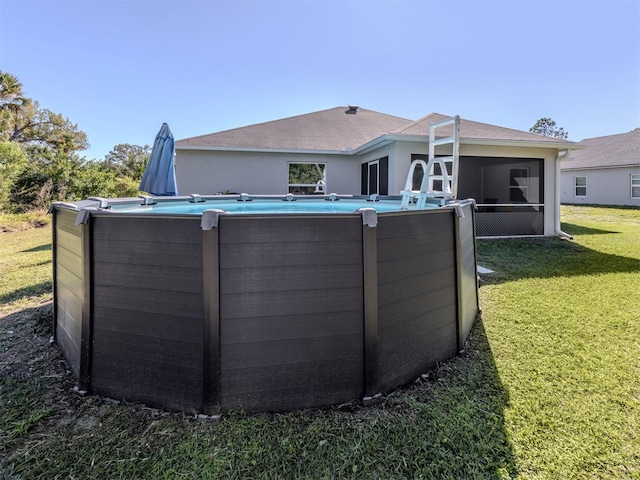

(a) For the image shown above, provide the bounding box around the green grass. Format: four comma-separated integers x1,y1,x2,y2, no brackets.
477,206,640,478
0,206,638,479
0,226,52,315
0,376,54,451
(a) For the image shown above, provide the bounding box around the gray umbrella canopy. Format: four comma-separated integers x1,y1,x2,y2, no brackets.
139,123,178,196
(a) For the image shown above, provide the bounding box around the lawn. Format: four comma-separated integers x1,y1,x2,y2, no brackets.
0,205,638,479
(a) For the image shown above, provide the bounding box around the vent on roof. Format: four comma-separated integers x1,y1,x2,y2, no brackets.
345,105,359,114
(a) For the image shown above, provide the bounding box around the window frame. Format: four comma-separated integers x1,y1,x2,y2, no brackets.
632,174,640,199
575,176,587,197
509,167,530,203
288,162,326,195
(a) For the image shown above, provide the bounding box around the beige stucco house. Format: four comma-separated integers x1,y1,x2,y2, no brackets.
175,106,583,237
561,130,640,207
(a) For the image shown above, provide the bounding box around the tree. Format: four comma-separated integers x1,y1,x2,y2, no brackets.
2,100,88,155
0,141,28,208
0,70,88,155
529,118,569,139
0,72,32,129
103,143,151,181
9,150,140,212
0,71,145,212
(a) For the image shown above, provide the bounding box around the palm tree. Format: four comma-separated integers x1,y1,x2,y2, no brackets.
0,71,32,141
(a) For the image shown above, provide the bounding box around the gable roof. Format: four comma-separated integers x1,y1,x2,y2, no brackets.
561,130,640,170
176,107,412,152
394,113,576,145
176,106,582,153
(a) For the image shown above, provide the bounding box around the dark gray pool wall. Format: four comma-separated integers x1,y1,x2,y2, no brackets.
52,207,89,386
51,199,479,413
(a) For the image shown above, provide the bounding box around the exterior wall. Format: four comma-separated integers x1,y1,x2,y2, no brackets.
561,166,640,206
391,141,430,194
177,143,564,236
175,150,360,195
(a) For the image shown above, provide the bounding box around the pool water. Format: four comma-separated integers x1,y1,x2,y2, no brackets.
110,198,429,215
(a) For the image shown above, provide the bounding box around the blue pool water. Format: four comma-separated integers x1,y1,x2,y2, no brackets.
110,198,431,215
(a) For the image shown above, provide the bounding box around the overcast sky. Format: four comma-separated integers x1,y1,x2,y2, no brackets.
1,0,638,160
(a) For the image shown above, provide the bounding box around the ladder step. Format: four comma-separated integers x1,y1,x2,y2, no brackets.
402,115,459,209
432,137,454,146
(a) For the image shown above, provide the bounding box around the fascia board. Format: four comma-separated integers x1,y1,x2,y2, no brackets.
461,137,586,150
176,136,585,156
350,134,585,155
175,145,348,155
560,164,640,171
350,135,426,155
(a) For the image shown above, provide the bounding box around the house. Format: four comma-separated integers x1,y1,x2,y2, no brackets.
175,106,584,237
560,130,640,207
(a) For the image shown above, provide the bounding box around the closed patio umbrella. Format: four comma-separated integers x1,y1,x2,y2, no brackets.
139,123,178,196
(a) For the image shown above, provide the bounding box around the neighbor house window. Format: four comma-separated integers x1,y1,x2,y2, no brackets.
288,163,326,194
632,174,640,199
509,168,529,202
575,176,587,197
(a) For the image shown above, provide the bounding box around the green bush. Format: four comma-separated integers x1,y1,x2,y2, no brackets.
0,141,28,209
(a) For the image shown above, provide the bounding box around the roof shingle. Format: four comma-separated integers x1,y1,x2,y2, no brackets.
394,113,575,144
562,130,640,169
176,107,412,151
176,106,580,152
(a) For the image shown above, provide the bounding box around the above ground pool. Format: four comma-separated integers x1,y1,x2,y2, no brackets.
110,196,428,215
50,194,479,413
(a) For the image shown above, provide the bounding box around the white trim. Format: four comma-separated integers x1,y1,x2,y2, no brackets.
574,175,587,197
631,173,640,199
555,149,574,239
350,134,582,155
476,203,544,208
477,234,546,239
177,135,583,157
562,163,640,171
176,145,347,155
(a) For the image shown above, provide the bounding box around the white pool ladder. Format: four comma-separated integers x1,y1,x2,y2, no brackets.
400,115,460,209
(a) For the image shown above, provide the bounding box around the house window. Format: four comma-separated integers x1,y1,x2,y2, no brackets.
361,157,388,195
632,174,640,199
288,163,326,194
509,168,529,202
575,176,587,197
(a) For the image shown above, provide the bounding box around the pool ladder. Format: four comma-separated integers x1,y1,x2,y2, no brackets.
400,115,460,209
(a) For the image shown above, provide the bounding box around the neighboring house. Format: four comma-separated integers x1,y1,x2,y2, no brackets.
175,106,583,237
560,130,640,207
